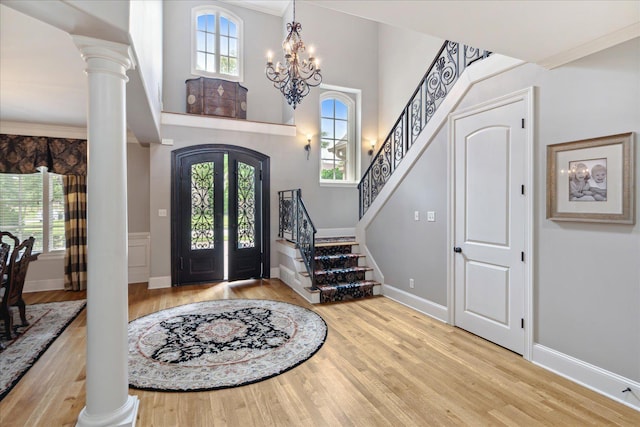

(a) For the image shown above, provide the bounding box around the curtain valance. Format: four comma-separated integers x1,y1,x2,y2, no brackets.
0,134,87,176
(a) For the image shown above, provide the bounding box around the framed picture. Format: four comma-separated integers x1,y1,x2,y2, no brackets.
547,132,635,224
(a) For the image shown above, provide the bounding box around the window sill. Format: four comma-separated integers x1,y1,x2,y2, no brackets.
319,181,359,189
35,251,65,261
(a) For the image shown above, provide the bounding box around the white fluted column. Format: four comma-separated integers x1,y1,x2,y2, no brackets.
73,35,139,427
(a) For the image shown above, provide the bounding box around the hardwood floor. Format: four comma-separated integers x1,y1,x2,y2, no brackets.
1,279,638,426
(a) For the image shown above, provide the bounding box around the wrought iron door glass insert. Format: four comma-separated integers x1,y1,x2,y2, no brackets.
237,162,256,249
191,162,215,250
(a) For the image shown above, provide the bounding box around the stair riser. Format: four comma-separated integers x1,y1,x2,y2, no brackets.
315,245,353,257
315,270,366,285
319,283,374,303
315,256,359,270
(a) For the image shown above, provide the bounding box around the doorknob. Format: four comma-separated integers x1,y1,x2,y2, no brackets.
454,247,462,253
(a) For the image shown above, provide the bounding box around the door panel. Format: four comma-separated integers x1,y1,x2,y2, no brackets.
228,153,262,281
454,100,526,354
465,128,510,247
177,153,225,284
465,261,509,325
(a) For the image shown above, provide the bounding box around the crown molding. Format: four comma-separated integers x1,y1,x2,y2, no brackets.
537,22,640,69
0,120,140,143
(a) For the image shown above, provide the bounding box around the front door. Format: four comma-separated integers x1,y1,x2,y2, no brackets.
172,145,269,286
453,98,528,354
175,152,225,284
228,152,263,281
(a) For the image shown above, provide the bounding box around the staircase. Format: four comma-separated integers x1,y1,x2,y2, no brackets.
301,237,381,303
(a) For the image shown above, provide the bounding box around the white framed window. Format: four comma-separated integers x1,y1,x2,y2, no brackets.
320,91,357,184
191,6,243,81
0,169,65,254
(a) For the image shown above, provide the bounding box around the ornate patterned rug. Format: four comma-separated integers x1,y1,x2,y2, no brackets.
0,300,86,400
128,299,327,392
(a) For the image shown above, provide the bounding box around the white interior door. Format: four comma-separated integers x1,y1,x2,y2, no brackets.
453,99,527,355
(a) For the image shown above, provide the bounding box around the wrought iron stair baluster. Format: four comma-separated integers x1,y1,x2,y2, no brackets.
278,189,317,289
358,40,491,218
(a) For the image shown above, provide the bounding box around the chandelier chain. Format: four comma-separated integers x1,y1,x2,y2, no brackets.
265,0,322,109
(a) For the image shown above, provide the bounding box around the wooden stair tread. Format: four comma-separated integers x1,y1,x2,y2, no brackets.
315,236,356,243
316,280,380,289
315,266,373,275
277,239,297,248
314,253,364,260
314,240,357,248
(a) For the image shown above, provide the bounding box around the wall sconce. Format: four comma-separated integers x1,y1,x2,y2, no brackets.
368,140,376,157
304,135,312,160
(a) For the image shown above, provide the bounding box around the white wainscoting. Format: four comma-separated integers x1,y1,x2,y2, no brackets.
128,232,150,284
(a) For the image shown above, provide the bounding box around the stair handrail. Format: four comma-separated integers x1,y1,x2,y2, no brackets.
278,189,317,289
358,41,491,218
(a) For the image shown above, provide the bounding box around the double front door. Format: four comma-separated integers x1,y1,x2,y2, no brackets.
172,145,269,285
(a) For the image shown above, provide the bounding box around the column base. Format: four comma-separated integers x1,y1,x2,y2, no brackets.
76,395,140,427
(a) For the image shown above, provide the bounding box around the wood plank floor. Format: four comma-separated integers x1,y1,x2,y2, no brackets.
1,279,638,426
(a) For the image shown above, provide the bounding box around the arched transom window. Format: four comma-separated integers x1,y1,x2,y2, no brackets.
192,6,243,81
320,92,356,183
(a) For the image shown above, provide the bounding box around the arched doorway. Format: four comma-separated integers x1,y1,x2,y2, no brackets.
171,145,270,285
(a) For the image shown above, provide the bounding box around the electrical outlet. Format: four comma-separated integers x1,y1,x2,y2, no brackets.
158,209,167,217
414,211,420,221
409,278,415,288
427,211,435,222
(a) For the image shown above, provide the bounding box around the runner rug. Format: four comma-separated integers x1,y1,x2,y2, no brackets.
128,299,327,392
0,300,86,400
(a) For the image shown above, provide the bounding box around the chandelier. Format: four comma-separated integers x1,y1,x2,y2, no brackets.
265,0,322,109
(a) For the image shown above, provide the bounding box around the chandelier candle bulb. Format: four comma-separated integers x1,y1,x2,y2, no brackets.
265,0,322,109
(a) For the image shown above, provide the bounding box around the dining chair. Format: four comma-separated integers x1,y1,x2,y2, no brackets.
0,232,37,340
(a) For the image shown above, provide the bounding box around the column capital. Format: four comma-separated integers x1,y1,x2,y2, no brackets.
72,35,136,80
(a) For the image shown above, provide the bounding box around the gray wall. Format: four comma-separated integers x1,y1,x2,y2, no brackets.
377,24,443,137
162,0,285,123
286,1,380,181
365,38,640,382
367,133,448,304
127,143,150,232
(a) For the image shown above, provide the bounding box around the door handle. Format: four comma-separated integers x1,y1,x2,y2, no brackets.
454,247,462,253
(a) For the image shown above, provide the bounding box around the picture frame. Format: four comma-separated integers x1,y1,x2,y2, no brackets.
547,132,635,224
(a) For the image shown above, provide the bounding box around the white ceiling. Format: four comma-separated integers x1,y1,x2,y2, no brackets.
1,0,639,135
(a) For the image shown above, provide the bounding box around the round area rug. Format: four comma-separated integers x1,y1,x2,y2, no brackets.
128,299,327,391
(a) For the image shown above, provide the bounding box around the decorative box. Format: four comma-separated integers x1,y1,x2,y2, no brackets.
185,77,248,119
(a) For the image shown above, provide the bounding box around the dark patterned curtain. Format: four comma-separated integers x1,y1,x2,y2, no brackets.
0,134,87,175
1,134,88,291
63,175,87,291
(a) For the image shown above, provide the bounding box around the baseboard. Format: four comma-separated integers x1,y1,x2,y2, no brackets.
24,278,64,293
383,284,448,323
532,344,640,411
148,276,171,289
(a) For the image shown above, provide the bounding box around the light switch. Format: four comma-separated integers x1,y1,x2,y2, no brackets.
158,209,167,217
414,211,420,221
427,211,435,222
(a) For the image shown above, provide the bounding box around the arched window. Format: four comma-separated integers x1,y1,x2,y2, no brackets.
192,6,243,81
320,92,356,183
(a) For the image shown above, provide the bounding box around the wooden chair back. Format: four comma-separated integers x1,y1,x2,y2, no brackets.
4,236,36,305
0,242,10,284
